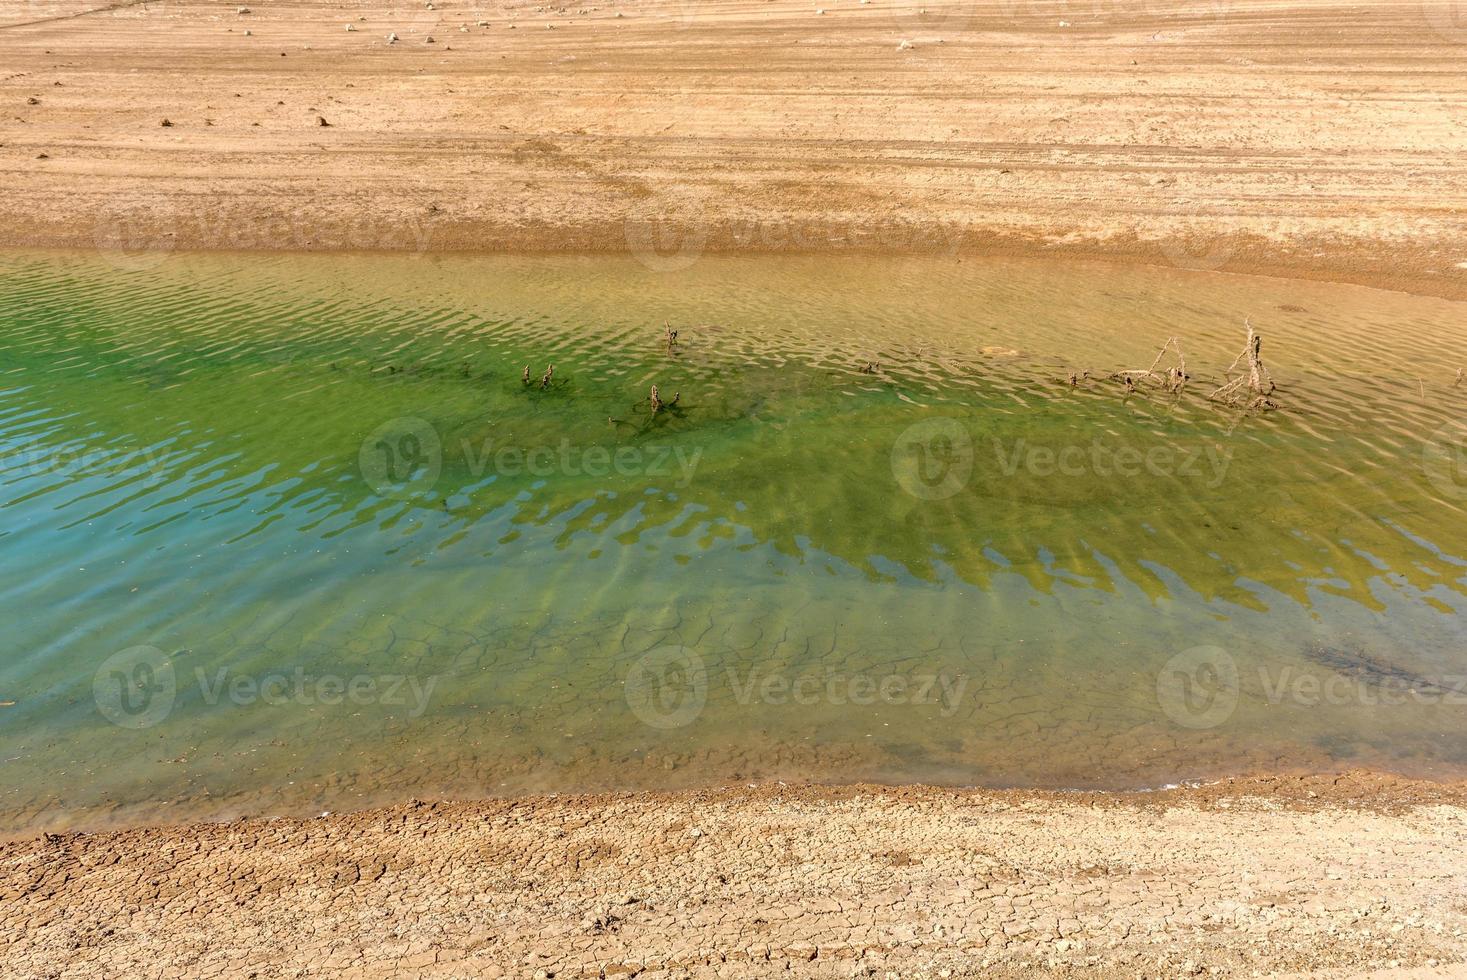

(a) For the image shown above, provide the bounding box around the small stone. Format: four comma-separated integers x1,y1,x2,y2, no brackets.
160,118,173,127
316,115,329,126
345,23,356,30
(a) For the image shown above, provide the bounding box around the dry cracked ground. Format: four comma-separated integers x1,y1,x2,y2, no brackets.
4,775,1467,978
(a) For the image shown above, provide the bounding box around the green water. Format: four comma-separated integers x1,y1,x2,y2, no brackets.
3,249,1467,831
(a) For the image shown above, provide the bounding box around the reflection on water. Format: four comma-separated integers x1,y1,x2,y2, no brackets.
2,249,1467,832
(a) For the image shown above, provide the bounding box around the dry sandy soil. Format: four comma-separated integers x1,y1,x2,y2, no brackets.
3,773,1467,978
3,0,1467,296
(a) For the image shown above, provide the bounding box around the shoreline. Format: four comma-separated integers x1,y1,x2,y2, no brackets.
8,764,1467,842
6,771,1466,978
8,227,1467,306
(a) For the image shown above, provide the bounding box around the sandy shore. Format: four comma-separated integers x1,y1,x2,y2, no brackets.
2,773,1466,978
3,0,1467,297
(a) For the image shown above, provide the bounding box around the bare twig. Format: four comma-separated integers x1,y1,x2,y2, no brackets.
1113,337,1188,392
1209,318,1276,409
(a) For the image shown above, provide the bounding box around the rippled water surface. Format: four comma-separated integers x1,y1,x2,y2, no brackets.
3,249,1467,831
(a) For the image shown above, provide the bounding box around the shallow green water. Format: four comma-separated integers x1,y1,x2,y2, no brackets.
3,249,1467,831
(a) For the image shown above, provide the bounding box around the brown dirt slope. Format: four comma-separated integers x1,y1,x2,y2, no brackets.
2,0,1467,296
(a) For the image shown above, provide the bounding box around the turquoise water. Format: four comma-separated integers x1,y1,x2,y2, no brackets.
3,249,1467,831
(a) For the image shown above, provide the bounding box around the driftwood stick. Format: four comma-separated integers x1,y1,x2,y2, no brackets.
1114,337,1188,392
1210,319,1276,408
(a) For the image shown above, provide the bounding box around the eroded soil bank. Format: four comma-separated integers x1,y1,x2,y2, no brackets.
3,0,1467,298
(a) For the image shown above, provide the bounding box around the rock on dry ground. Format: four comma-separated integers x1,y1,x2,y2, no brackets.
3,774,1467,978
1,0,1467,297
